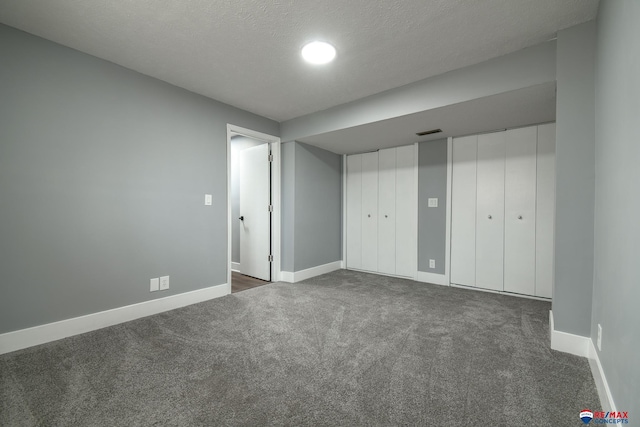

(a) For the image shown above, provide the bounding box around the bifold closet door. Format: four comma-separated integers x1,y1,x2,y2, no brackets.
535,123,556,298
361,152,379,272
475,132,505,291
450,135,477,287
378,148,396,275
504,127,537,295
346,154,362,270
395,145,416,277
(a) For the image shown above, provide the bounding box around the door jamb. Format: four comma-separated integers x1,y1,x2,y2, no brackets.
226,124,281,291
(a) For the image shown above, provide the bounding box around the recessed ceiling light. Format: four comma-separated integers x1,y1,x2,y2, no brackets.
301,41,336,65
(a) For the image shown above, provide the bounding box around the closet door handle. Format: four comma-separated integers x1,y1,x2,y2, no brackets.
385,215,388,218
518,215,523,220
368,214,371,218
488,215,492,219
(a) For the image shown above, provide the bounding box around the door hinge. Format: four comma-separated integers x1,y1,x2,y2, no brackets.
268,204,273,212
268,153,273,162
268,254,273,262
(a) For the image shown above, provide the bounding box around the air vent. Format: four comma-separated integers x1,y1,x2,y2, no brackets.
416,129,442,136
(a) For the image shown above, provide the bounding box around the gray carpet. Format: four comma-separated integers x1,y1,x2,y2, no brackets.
1,270,599,426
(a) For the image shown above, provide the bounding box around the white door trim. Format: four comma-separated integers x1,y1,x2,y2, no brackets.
342,154,347,268
227,124,281,285
445,137,453,286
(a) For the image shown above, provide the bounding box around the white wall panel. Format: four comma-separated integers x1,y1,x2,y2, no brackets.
378,148,396,274
361,152,379,271
346,154,362,269
475,132,506,291
535,123,556,298
450,135,477,287
504,127,537,295
395,145,416,277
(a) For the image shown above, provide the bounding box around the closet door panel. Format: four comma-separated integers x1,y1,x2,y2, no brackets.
378,148,396,275
346,154,362,269
450,135,477,287
504,127,537,295
395,145,416,277
535,123,556,298
361,152,379,272
475,132,505,291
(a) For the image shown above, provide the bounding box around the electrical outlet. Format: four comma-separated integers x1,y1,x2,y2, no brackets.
429,259,436,269
159,275,170,291
150,278,159,292
428,198,438,208
597,324,602,351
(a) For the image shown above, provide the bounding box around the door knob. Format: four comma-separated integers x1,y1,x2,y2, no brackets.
385,215,388,218
368,214,371,218
239,216,244,221
518,215,523,220
488,215,492,219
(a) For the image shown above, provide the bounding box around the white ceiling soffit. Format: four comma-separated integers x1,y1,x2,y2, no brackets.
298,82,557,155
0,0,597,122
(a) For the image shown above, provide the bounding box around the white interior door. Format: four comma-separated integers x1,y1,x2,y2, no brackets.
378,148,396,275
451,135,478,287
395,145,416,277
361,152,379,272
346,154,363,269
475,132,505,291
239,143,271,281
504,127,537,295
535,123,556,298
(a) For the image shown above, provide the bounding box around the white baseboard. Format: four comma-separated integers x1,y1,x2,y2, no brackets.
280,260,343,283
588,340,617,411
549,310,590,357
0,283,229,355
280,271,294,283
231,262,240,272
416,271,448,286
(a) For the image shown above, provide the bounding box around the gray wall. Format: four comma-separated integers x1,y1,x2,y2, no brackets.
553,21,596,337
280,142,342,273
230,135,264,264
592,0,640,410
418,139,447,274
280,142,295,272
0,24,278,333
293,143,343,271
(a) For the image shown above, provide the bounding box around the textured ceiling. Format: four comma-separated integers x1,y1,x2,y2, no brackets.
299,82,557,154
0,0,598,121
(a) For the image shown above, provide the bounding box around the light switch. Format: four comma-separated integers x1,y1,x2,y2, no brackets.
150,278,159,292
204,194,212,206
428,198,438,208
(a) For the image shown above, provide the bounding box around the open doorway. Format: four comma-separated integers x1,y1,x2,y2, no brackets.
227,125,281,293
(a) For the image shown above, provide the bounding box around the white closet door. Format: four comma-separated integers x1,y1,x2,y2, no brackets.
395,145,416,277
475,132,505,291
535,123,556,298
451,135,477,287
378,148,396,275
504,127,537,295
361,152,379,272
346,154,362,269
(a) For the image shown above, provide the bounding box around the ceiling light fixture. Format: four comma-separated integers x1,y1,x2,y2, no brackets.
301,41,336,65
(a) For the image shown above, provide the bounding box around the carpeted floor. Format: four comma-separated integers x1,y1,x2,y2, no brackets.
1,270,599,426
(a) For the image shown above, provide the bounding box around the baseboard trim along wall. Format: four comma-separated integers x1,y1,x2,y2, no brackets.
280,260,343,283
0,283,229,355
416,271,448,286
549,310,590,357
548,310,617,410
231,262,241,273
588,340,617,412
